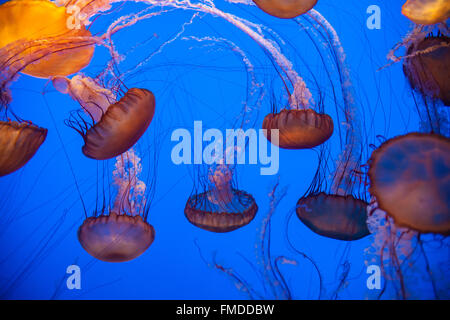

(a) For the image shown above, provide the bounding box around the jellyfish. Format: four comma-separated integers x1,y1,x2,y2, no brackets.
261,10,345,150
0,0,95,78
53,75,156,160
403,34,450,107
252,0,318,19
78,149,156,262
402,0,450,25
296,193,370,241
368,132,450,235
0,121,47,177
263,108,333,149
292,10,371,241
185,164,258,233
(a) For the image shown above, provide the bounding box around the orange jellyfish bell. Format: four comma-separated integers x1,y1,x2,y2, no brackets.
369,133,450,235
252,0,318,19
402,0,450,25
185,165,258,232
78,212,155,262
296,193,370,240
263,108,333,149
403,35,450,106
0,121,47,177
0,0,94,78
185,189,258,232
81,88,155,160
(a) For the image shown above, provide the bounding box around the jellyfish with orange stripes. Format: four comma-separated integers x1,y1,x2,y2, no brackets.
53,75,156,160
78,148,156,262
252,0,318,19
185,164,258,233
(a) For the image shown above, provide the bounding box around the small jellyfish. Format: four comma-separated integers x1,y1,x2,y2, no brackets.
185,164,258,233
54,76,155,160
368,132,450,235
0,121,47,177
403,34,450,106
78,149,155,262
0,0,94,78
263,108,334,149
253,0,318,19
296,193,370,241
402,0,450,25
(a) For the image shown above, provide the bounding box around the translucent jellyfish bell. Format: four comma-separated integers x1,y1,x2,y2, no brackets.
0,121,47,177
0,0,94,77
369,133,450,235
402,0,450,25
296,193,370,240
78,149,155,262
185,165,258,233
78,212,155,263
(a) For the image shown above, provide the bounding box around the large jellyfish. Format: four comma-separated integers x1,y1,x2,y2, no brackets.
185,164,258,232
0,0,95,78
368,133,450,235
0,121,47,177
53,75,156,160
294,10,370,241
252,0,318,19
402,0,450,25
78,148,156,262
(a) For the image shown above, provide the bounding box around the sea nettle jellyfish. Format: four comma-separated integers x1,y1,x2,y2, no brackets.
263,108,333,149
262,10,339,150
252,0,318,19
403,34,450,106
0,0,94,78
402,0,450,25
53,75,155,160
368,132,450,235
0,121,47,177
78,149,155,262
185,164,258,233
294,10,370,240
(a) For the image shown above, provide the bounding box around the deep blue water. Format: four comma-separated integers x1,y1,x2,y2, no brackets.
0,0,448,299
